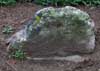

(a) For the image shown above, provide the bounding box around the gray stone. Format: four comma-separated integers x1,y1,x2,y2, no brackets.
7,6,95,57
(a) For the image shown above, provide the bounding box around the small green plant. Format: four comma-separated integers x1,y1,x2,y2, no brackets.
2,25,13,34
10,49,26,60
9,43,27,60
0,0,16,5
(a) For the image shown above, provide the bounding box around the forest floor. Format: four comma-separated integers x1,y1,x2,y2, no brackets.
0,3,100,71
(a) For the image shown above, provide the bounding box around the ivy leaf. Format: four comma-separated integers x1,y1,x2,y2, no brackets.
36,16,41,23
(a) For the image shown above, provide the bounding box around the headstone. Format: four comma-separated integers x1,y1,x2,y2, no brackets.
7,6,95,57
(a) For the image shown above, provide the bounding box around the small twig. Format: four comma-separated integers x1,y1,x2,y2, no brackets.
6,61,18,71
26,55,88,63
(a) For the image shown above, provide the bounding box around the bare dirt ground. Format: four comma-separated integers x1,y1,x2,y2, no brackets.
0,3,100,71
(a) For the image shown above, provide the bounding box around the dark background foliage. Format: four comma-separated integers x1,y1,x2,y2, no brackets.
0,0,16,5
34,0,100,6
0,0,100,6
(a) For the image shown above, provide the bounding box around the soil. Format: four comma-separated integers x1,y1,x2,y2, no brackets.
0,3,100,71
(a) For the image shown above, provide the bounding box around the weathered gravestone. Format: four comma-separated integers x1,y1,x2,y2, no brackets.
7,6,95,57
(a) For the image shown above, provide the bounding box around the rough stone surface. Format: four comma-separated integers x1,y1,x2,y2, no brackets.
7,6,95,57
